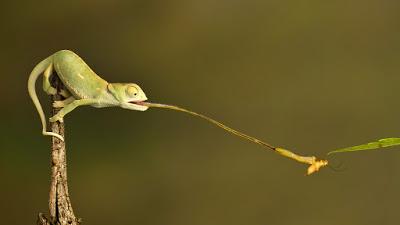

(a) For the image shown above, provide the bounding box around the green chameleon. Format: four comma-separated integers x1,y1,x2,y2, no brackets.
27,50,327,175
28,50,148,141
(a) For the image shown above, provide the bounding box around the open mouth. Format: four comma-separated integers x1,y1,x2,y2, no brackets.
129,100,145,105
129,100,149,110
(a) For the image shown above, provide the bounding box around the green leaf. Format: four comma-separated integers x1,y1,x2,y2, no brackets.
327,138,400,155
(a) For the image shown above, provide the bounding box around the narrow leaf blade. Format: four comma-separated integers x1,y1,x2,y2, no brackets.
328,138,400,155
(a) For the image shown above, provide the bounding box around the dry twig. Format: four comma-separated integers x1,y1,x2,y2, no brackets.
37,75,80,225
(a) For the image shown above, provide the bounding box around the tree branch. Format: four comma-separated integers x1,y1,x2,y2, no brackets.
37,75,81,225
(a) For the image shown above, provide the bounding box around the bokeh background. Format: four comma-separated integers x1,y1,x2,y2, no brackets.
1,1,400,224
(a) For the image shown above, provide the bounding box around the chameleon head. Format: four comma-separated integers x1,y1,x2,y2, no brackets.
108,83,149,111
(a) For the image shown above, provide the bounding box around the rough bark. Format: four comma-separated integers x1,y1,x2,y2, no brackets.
37,75,81,225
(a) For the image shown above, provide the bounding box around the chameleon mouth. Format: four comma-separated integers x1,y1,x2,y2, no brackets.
130,100,145,105
129,100,149,110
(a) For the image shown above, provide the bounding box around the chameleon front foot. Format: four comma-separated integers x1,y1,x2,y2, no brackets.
49,114,64,123
53,96,75,108
53,101,64,108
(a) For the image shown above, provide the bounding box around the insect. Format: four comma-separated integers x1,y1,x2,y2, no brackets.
28,50,327,174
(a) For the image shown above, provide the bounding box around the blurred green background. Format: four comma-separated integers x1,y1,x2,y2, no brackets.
1,1,400,224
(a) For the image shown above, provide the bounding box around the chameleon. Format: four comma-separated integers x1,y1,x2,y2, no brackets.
28,50,148,141
28,50,327,175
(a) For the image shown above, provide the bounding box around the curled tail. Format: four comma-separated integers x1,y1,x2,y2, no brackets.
27,55,64,141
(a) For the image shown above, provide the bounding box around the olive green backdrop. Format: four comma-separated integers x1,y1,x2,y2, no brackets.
1,1,400,225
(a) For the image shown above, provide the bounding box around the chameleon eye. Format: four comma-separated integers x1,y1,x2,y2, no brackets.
126,86,138,97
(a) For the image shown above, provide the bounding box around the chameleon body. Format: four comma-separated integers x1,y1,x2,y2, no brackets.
28,50,148,141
